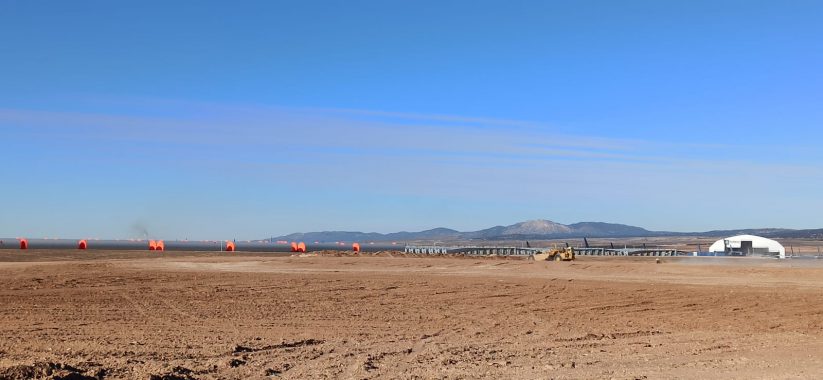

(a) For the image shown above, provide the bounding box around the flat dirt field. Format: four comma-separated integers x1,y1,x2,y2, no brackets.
2,251,823,379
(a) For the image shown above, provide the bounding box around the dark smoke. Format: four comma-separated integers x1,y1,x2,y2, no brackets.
131,222,150,239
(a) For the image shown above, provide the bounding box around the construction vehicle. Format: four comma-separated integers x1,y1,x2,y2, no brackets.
532,246,575,262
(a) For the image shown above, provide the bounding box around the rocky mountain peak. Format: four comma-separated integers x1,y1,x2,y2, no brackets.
502,219,573,235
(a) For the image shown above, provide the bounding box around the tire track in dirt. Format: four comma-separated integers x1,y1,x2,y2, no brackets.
5,253,823,378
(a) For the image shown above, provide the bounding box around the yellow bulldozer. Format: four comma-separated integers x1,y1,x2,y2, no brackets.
532,246,575,262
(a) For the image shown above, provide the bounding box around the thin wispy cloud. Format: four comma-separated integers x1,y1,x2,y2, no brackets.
3,98,822,237
0,101,786,166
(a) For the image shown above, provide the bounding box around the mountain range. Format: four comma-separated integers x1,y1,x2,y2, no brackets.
272,219,823,242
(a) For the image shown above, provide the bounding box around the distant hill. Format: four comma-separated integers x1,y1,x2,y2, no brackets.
567,222,652,236
696,228,794,238
274,219,658,242
697,228,823,239
271,219,823,243
770,229,823,239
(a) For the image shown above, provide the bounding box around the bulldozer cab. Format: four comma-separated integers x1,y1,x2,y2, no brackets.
555,247,574,261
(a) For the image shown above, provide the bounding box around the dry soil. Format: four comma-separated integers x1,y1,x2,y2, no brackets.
1,250,823,379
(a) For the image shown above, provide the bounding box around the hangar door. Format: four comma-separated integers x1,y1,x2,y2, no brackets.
740,240,753,255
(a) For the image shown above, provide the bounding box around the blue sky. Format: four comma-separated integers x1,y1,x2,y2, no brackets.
1,1,822,239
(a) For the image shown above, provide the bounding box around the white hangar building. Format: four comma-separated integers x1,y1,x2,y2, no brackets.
708,235,785,259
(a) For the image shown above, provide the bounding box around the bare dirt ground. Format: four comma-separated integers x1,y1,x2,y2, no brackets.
2,251,823,379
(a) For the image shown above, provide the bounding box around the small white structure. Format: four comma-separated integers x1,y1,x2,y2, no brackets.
709,235,785,259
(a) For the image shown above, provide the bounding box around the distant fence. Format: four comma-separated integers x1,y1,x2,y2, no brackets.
404,245,687,257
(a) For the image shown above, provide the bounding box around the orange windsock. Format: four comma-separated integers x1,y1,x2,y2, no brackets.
297,242,306,253
226,241,236,252
19,238,28,250
78,240,88,250
352,243,361,252
149,240,157,251
156,240,165,251
291,242,298,252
